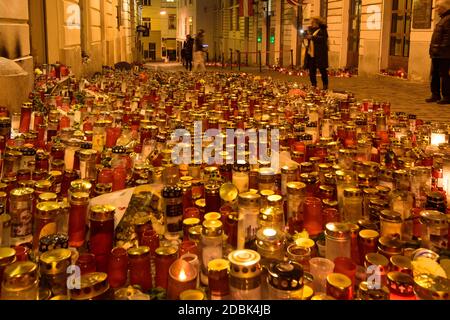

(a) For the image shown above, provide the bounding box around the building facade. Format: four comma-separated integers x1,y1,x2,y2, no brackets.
140,0,177,61
176,0,218,62
213,0,440,82
1,0,140,80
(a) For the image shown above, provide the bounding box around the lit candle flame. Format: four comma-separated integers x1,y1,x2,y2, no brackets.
263,228,277,238
179,268,187,281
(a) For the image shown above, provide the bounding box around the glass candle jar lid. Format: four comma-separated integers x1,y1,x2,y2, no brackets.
155,246,178,257
90,204,115,221
413,274,450,300
2,261,38,290
325,222,351,240
128,246,151,257
267,194,283,205
327,273,352,290
219,183,238,202
358,281,390,300
36,201,60,218
70,179,92,192
359,229,379,240
238,192,261,205
204,212,221,221
189,225,203,242
379,210,402,222
419,210,448,225
387,271,415,296
378,236,403,255
179,289,205,300
311,293,336,300
69,272,110,300
228,249,261,278
344,187,362,197
70,192,90,203
208,258,230,273
390,255,412,272
202,219,223,237
39,248,72,275
281,164,298,174
286,182,306,194
10,187,34,199
267,261,304,291
365,252,389,268
38,192,58,202
0,247,16,266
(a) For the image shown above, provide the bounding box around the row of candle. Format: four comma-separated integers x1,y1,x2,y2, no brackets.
0,68,449,300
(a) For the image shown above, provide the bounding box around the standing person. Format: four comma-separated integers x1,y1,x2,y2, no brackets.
426,0,450,104
193,29,206,72
304,17,329,90
183,35,194,71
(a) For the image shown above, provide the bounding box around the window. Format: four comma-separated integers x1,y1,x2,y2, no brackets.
244,17,249,37
229,8,233,30
185,17,188,35
236,7,240,31
168,14,176,30
149,43,156,60
143,0,151,6
188,16,193,35
189,0,192,4
143,19,151,37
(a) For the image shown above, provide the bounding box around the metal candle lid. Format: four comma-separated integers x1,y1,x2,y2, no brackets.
325,222,351,240
39,248,72,275
413,274,450,300
202,219,223,237
0,247,16,266
228,249,261,278
69,272,110,300
419,210,448,225
2,261,38,290
387,271,415,296
267,261,304,291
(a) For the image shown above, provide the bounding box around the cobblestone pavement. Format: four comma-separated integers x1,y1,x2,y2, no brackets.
145,62,448,123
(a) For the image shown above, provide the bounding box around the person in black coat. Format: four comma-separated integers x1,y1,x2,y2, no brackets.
304,17,329,90
426,0,450,104
183,35,194,71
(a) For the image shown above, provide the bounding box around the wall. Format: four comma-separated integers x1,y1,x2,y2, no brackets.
0,0,33,83
0,0,33,111
358,0,383,76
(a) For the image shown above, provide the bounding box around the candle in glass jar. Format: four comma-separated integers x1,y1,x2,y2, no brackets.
167,258,198,300
155,246,179,289
89,205,115,272
127,246,152,291
68,192,89,248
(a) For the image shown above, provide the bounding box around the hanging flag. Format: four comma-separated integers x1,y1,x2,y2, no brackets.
239,0,254,17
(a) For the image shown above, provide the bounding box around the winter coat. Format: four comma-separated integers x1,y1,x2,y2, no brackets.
184,38,194,60
305,25,329,69
430,10,450,59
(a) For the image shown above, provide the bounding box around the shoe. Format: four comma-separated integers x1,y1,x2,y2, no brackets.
437,98,450,105
425,96,441,103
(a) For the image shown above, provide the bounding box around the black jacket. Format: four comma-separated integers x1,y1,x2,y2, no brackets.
430,9,450,59
183,38,194,59
305,25,329,69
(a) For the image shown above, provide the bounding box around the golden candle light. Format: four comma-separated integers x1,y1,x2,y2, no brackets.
167,258,198,300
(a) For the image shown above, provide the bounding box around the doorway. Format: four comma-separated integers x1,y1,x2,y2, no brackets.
388,0,412,72
347,0,361,70
29,0,47,65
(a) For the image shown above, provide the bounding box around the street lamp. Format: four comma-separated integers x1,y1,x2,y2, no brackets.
160,10,167,15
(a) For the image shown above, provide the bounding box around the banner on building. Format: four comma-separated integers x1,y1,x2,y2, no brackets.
239,0,254,17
